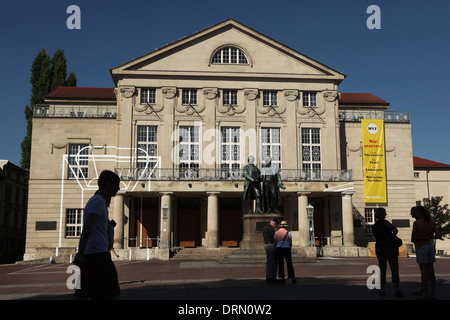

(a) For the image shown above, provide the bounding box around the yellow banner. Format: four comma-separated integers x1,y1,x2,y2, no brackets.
362,119,386,203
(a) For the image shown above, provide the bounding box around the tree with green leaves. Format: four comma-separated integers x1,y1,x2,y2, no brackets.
20,49,77,170
422,196,450,240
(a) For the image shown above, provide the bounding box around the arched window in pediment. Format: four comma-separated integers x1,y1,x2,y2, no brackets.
210,45,251,66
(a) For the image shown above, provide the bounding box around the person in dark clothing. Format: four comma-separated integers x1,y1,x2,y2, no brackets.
263,218,279,283
73,170,121,300
372,207,403,297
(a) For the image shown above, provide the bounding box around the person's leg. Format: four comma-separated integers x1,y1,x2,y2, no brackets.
376,248,387,295
428,263,436,298
276,248,285,280
419,263,429,297
386,248,402,296
265,244,277,281
285,248,295,280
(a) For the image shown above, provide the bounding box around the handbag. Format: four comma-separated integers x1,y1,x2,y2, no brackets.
392,234,403,248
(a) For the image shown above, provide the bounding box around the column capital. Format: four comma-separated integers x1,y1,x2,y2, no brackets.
206,191,220,196
297,191,311,196
159,192,174,196
341,192,354,197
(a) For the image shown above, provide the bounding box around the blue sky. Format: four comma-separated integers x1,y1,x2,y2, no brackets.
1,0,449,167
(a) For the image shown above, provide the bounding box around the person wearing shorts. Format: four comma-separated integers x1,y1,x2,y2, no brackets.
411,205,442,299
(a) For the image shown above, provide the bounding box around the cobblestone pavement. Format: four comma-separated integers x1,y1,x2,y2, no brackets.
1,256,449,302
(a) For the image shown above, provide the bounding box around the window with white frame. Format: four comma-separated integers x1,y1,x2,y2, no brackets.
140,88,156,104
301,128,321,172
212,47,248,64
261,128,281,170
137,126,158,173
65,208,83,238
221,127,241,178
303,92,317,107
182,89,197,105
223,90,238,105
68,144,89,179
364,208,376,235
178,126,200,174
263,91,278,106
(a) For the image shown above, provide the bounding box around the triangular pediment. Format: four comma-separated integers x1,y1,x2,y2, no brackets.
110,19,345,83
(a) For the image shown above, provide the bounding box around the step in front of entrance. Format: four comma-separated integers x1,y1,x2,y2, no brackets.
217,249,317,264
170,248,317,264
170,247,239,260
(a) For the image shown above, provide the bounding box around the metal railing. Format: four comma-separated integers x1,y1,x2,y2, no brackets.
33,104,117,118
114,167,352,182
339,110,410,123
126,237,160,248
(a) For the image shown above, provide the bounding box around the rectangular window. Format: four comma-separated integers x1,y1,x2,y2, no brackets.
221,127,241,178
182,89,197,105
301,128,321,174
303,92,317,107
364,208,375,235
223,90,238,105
261,128,281,170
179,126,200,176
65,208,83,238
140,88,156,104
68,144,89,179
263,91,278,106
137,126,158,173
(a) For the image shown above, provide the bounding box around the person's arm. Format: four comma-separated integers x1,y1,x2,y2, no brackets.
383,220,398,235
73,213,98,266
432,224,442,240
411,221,417,244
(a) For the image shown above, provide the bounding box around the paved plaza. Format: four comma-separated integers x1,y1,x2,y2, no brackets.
1,256,450,303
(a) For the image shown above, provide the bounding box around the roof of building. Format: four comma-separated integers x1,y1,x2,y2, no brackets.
46,87,116,101
413,156,450,169
339,93,389,105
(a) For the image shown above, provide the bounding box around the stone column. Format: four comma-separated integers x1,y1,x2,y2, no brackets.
297,192,310,247
113,193,124,249
206,192,220,248
159,192,173,249
342,192,354,246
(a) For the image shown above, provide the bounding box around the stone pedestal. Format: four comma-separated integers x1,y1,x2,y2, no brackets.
240,213,281,249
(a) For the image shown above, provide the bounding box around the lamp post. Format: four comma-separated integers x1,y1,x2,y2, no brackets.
306,204,315,247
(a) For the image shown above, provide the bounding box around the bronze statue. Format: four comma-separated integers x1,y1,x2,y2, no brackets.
261,157,286,213
243,156,263,214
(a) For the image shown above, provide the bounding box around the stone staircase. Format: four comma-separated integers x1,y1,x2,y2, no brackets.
217,249,317,265
170,247,239,260
170,247,317,264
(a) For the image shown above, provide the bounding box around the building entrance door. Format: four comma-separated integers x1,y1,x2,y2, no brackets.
133,197,158,247
219,197,242,247
310,198,325,245
177,197,201,247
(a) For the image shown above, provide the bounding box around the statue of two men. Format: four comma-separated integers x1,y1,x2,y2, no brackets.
243,156,285,214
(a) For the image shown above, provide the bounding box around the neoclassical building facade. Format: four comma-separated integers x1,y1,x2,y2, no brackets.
24,19,416,260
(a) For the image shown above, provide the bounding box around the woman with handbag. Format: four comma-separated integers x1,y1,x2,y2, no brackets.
373,207,403,297
274,221,296,284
